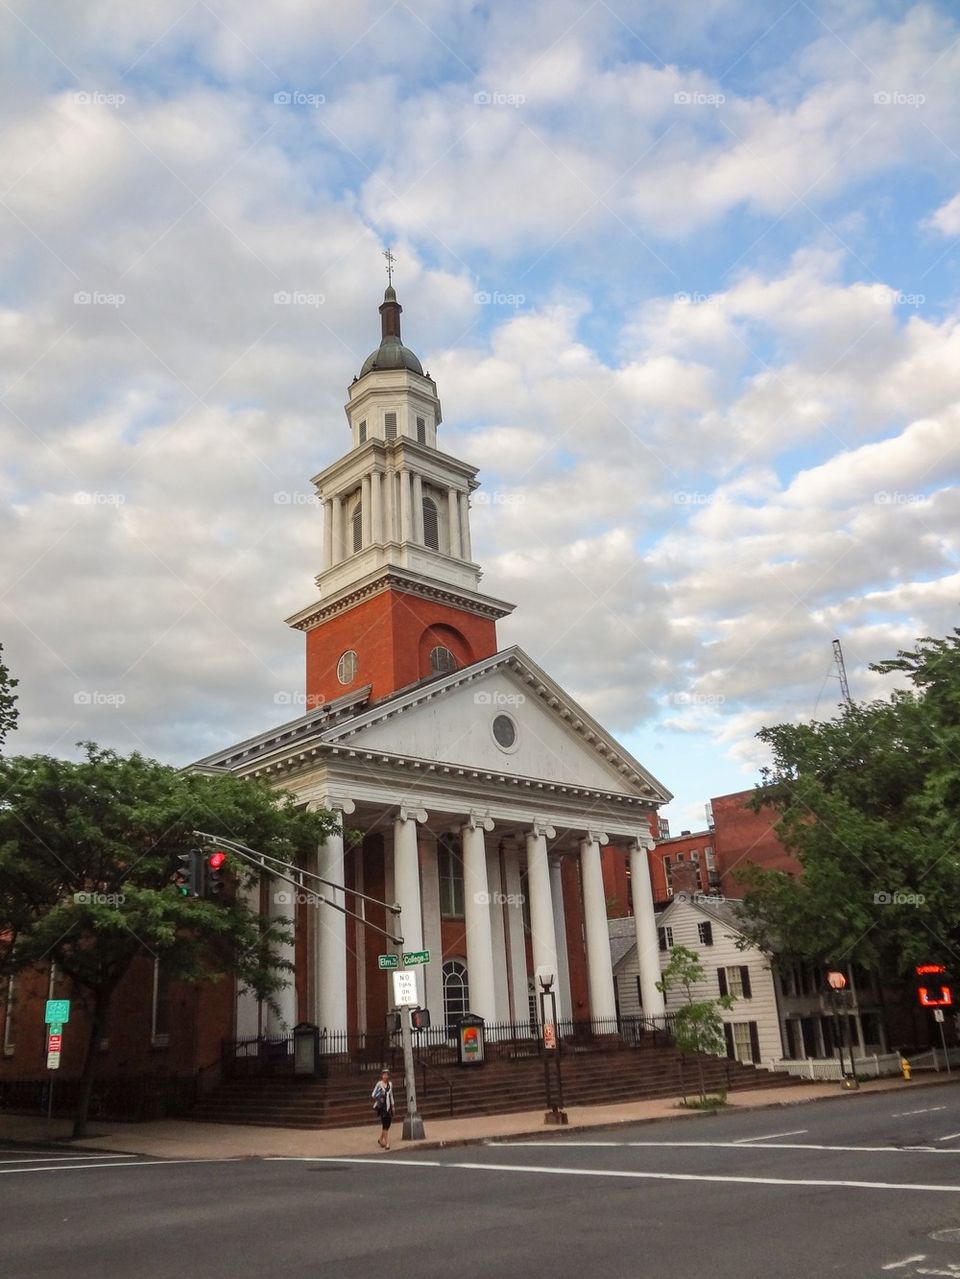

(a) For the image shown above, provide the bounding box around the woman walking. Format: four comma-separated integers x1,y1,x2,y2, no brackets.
371,1069,394,1150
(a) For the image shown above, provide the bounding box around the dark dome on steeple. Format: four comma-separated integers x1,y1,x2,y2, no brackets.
358,286,424,377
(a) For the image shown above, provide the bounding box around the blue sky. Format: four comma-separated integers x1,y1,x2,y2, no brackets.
2,0,959,829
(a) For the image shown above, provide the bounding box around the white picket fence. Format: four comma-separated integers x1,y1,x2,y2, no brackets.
771,1051,903,1081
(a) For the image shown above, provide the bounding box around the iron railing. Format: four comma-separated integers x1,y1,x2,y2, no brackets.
221,1014,676,1079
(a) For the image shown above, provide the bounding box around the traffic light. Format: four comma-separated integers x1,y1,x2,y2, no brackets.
173,850,203,897
916,963,953,1008
411,1007,431,1030
207,850,228,898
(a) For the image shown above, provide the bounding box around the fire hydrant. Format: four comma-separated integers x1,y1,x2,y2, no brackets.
901,1056,912,1081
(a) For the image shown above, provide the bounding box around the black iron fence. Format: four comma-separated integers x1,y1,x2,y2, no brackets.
0,1072,205,1122
222,1014,676,1080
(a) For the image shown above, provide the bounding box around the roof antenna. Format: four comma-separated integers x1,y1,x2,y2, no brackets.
832,638,853,708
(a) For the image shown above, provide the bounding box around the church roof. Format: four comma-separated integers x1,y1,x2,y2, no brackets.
357,285,425,378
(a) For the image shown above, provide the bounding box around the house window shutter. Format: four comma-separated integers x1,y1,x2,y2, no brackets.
718,968,728,997
636,976,642,1008
749,1021,761,1064
740,966,752,999
723,1023,734,1059
658,928,667,952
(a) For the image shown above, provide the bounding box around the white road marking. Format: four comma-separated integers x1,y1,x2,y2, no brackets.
0,1157,239,1176
881,1258,926,1271
0,1153,139,1166
275,1155,960,1194
491,1140,960,1156
892,1107,947,1117
937,1133,960,1143
734,1129,808,1143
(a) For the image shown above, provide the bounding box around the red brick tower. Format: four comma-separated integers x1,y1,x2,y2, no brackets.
286,285,515,706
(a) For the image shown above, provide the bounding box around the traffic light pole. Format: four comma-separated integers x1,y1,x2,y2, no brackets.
400,1007,424,1141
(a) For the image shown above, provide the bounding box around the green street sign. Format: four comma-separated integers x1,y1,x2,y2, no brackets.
402,950,430,966
378,954,399,970
45,999,70,1025
48,1022,63,1036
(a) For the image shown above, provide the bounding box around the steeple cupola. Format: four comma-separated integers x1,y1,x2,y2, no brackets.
285,279,514,708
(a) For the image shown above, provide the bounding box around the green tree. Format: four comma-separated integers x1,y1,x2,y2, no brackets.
0,743,338,1138
736,628,960,987
0,642,18,751
657,945,735,1101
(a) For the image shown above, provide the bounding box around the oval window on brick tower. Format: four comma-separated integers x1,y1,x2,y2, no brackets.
336,650,358,685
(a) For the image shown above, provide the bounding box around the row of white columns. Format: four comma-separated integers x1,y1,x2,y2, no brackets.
320,475,473,568
256,809,665,1035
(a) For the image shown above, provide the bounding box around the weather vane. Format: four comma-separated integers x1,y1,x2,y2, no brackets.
382,247,396,287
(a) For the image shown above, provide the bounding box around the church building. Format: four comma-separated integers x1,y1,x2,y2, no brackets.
192,282,673,1043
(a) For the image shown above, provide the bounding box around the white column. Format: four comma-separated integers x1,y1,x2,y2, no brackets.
502,844,529,1025
462,814,497,1024
549,857,572,1025
580,832,617,1026
412,472,424,544
361,474,371,548
267,874,298,1034
420,832,444,1017
314,797,355,1035
447,487,461,558
331,493,344,564
370,470,383,543
236,879,261,1039
487,844,510,1023
394,807,427,954
525,820,558,1020
630,837,666,1020
322,498,334,571
399,469,413,542
459,491,472,560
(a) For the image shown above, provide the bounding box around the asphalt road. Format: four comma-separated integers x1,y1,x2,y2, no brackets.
5,1084,960,1278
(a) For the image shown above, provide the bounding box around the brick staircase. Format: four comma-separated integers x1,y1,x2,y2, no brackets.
189,1047,796,1130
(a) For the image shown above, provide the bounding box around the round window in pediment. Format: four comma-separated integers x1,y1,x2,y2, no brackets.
492,713,517,750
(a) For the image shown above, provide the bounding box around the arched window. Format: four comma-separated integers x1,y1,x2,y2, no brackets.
337,650,358,685
430,645,457,676
443,959,470,1028
422,495,439,550
352,503,362,553
438,834,464,917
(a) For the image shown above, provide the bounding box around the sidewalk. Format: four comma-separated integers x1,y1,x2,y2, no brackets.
1,1072,955,1161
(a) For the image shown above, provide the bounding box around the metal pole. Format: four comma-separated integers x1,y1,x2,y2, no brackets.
842,996,859,1088
551,990,565,1113
400,1004,424,1141
832,990,846,1081
939,1016,952,1075
540,987,552,1112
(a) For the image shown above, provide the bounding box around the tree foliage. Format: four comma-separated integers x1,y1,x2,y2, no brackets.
736,628,960,980
657,944,735,1100
0,743,338,1135
0,642,18,751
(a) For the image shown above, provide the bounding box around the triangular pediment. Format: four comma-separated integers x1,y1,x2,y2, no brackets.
321,648,671,801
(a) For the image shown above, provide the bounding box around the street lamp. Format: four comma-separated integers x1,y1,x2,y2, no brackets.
826,969,858,1090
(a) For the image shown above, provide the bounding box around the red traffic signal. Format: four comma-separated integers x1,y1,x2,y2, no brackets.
916,963,953,1009
208,851,227,871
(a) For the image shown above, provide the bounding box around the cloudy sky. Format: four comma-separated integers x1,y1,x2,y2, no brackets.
2,0,959,831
